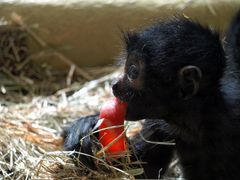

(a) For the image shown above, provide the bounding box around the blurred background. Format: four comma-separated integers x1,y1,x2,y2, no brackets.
0,0,239,96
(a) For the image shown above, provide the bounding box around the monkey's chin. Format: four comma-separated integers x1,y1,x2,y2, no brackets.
125,107,147,121
125,103,168,121
125,114,144,121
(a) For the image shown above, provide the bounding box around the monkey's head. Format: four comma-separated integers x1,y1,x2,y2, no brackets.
113,18,225,121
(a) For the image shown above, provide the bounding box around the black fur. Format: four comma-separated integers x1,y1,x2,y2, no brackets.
63,114,99,169
225,10,240,70
129,120,175,178
64,12,240,180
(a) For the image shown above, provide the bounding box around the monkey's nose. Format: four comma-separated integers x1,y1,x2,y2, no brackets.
112,81,119,92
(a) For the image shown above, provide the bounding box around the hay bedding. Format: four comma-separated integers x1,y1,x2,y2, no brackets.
0,68,139,179
0,72,180,179
0,13,139,179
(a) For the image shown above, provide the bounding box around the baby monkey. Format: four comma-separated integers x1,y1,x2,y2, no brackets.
64,11,240,180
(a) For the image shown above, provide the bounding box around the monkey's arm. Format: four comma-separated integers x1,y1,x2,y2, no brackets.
62,114,99,169
130,119,175,178
63,115,175,178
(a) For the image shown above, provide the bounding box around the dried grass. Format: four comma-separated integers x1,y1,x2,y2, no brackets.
0,13,140,179
0,69,147,179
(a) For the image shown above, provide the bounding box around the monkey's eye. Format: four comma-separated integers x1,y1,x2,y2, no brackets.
127,64,139,80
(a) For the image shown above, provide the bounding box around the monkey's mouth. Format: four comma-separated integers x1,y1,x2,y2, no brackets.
112,86,147,120
111,91,144,120
112,89,133,104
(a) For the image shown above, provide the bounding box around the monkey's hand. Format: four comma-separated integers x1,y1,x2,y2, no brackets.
62,114,100,169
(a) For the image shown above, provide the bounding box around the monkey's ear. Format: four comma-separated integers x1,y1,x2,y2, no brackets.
178,65,202,100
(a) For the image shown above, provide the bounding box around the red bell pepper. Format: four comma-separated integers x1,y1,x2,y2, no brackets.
98,97,127,156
